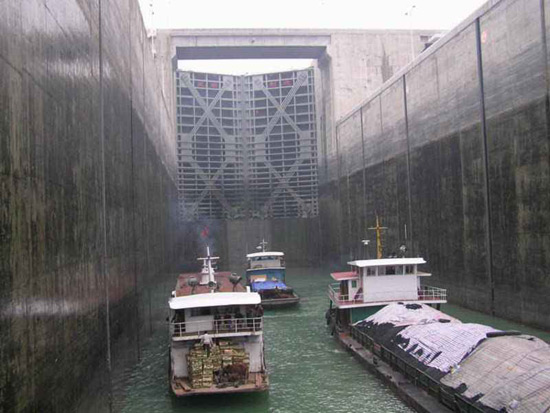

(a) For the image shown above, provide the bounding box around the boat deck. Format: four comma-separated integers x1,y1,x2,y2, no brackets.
171,372,268,396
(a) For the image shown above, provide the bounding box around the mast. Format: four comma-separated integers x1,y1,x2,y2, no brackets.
368,215,388,259
257,239,268,252
198,246,220,287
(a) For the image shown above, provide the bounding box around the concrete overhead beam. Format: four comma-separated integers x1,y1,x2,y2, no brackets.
175,45,327,60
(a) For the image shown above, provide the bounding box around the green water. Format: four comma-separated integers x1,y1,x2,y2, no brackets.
113,267,549,413
115,268,413,413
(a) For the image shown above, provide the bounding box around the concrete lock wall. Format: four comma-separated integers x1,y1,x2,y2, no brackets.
320,0,550,330
0,1,179,411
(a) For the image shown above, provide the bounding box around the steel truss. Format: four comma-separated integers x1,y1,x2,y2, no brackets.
176,68,318,220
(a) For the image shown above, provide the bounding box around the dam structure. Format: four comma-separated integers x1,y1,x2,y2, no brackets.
157,27,439,267
1,0,549,411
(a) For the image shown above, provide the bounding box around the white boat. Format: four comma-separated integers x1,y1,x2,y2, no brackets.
168,247,269,396
246,240,300,308
327,217,447,330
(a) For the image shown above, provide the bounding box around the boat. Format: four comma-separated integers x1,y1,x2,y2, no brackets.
326,216,447,332
168,247,269,396
326,219,550,413
245,240,300,308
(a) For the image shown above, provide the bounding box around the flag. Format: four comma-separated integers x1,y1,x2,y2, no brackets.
200,226,209,238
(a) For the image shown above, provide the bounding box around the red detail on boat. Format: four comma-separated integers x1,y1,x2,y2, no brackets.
330,271,359,281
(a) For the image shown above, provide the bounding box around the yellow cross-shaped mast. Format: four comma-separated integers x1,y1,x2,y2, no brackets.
368,215,388,259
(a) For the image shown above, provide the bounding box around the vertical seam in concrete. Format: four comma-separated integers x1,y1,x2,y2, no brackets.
128,0,140,362
402,75,414,254
335,124,344,261
475,18,495,316
346,173,352,260
539,0,550,152
541,0,549,90
360,107,368,259
322,63,330,183
98,0,113,410
142,35,153,336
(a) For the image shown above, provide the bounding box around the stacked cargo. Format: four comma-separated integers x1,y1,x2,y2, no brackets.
219,340,250,368
187,341,250,388
187,344,213,389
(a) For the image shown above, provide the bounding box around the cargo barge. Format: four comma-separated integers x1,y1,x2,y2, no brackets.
246,240,300,308
327,223,550,412
168,247,269,396
335,303,550,413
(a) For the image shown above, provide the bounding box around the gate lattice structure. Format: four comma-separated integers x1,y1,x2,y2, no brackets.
176,68,318,221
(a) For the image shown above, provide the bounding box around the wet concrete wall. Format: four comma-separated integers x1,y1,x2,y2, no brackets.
0,1,179,411
320,0,550,330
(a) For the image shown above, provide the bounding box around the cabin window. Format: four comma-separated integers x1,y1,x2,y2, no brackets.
405,265,414,274
190,307,211,317
172,310,185,323
351,280,357,289
366,267,376,276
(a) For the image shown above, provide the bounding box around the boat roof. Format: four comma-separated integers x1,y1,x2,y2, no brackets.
169,292,261,310
246,251,284,258
175,271,246,296
331,271,359,281
348,257,426,267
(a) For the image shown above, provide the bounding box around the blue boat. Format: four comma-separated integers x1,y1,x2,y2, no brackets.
246,241,300,308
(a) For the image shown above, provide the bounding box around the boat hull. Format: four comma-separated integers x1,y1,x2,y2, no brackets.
260,293,300,308
171,373,269,397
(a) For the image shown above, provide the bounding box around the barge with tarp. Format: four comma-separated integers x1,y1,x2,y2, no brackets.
350,303,550,412
168,247,269,396
246,240,300,308
327,220,550,412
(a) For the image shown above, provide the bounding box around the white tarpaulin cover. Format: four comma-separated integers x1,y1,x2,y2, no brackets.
397,323,497,373
441,335,550,413
356,302,460,327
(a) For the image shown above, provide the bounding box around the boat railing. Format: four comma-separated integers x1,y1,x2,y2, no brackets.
328,283,447,305
170,317,263,339
350,326,482,413
418,285,447,301
328,283,364,305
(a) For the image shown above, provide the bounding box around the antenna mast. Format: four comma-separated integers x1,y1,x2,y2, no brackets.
368,215,388,259
257,239,268,252
197,246,220,287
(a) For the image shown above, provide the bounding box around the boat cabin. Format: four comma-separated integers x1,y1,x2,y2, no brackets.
329,257,447,310
246,252,285,271
169,293,264,340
